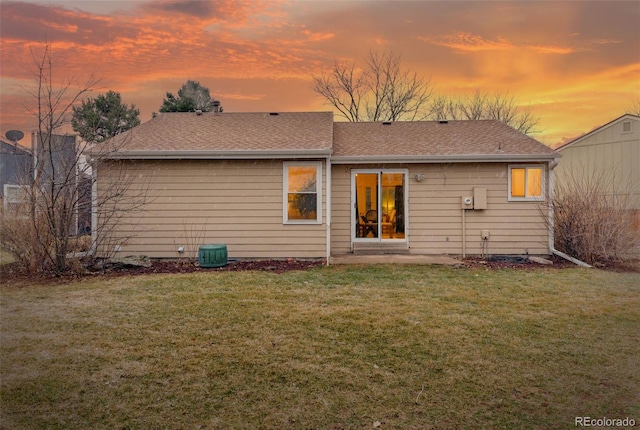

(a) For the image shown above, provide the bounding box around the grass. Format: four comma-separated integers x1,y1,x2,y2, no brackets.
1,265,639,429
0,248,15,265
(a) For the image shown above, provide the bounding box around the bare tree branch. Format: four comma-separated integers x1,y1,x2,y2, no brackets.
312,50,432,122
625,97,640,116
430,90,541,135
1,41,148,275
312,62,363,121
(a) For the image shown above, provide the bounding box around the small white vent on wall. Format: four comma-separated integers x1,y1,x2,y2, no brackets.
622,121,631,133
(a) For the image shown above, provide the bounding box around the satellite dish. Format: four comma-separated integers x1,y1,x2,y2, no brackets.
5,130,24,142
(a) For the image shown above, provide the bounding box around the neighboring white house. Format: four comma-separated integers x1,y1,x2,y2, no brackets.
555,114,640,228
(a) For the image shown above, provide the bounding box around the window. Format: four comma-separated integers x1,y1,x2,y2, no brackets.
508,165,544,201
622,121,632,133
283,162,322,224
3,184,28,212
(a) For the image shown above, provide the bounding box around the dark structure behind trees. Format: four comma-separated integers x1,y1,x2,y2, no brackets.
32,132,91,236
0,139,32,199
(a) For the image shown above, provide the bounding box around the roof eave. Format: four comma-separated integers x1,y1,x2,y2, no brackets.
330,154,560,164
97,149,333,160
556,114,640,151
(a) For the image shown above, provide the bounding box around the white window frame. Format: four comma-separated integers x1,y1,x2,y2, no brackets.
3,184,28,205
283,161,322,225
508,165,545,202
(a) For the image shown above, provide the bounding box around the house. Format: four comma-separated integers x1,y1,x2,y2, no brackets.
93,111,559,261
554,114,640,227
31,132,92,235
0,133,91,234
0,138,32,210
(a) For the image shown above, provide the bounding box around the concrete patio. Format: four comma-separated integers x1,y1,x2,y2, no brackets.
329,254,463,266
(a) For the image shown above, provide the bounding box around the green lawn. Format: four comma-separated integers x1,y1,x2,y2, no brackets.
1,265,639,429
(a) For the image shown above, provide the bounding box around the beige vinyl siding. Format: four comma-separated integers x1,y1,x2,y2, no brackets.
556,117,640,209
97,159,326,259
331,163,549,256
330,166,352,254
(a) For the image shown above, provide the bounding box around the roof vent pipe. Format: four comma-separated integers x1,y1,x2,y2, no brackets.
195,110,203,115
269,112,279,116
212,100,221,113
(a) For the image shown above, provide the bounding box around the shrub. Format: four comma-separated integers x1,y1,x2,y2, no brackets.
0,201,53,272
551,166,639,264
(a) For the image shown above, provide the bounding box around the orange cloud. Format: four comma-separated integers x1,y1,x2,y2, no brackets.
1,0,638,148
422,32,514,52
219,92,265,101
374,37,389,46
528,45,576,55
588,38,622,46
302,29,335,42
425,32,582,56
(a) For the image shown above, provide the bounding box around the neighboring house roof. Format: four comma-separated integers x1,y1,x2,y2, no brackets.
556,114,640,151
100,111,334,159
0,139,31,156
333,120,557,163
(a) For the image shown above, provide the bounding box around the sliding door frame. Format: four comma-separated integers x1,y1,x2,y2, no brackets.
351,168,409,245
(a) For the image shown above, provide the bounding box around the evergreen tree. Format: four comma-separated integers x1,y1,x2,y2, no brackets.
159,80,222,112
71,91,140,143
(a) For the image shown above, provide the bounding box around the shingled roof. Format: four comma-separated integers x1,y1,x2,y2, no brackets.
99,112,558,162
332,120,557,162
102,111,334,159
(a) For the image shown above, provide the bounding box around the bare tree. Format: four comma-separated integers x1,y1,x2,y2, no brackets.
626,97,640,116
17,42,99,273
1,42,149,275
313,50,433,122
544,164,639,264
429,95,458,122
429,90,541,135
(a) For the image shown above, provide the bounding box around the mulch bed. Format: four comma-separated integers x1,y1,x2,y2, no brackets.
463,255,640,273
2,255,638,286
0,259,326,286
117,258,326,275
463,255,574,271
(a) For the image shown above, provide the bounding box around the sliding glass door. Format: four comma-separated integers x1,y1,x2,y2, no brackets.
352,170,406,241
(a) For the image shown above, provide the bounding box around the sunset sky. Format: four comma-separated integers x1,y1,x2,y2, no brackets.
1,0,638,148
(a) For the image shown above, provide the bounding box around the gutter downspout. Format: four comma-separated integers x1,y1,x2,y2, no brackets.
90,159,98,257
547,159,592,268
325,156,331,266
548,159,556,257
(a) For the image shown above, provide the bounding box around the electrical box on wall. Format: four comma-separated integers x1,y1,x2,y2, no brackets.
461,196,473,209
473,187,487,210
481,230,490,240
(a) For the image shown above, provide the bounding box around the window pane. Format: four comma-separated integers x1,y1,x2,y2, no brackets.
6,185,27,203
527,168,542,197
354,173,378,237
511,168,525,197
288,193,317,220
288,166,316,193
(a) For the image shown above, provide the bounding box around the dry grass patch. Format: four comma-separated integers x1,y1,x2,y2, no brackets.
0,248,15,265
1,266,639,429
